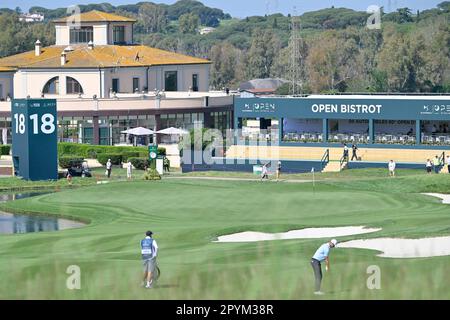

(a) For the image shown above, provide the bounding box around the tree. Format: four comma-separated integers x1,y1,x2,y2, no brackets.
245,29,281,79
179,13,200,34
209,42,241,89
138,3,167,33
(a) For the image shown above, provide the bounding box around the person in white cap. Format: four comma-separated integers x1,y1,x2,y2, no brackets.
310,239,338,295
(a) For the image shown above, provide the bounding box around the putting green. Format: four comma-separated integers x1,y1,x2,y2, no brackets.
1,172,450,299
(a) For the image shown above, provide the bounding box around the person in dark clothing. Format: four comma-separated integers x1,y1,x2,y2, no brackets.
343,144,349,162
351,144,359,161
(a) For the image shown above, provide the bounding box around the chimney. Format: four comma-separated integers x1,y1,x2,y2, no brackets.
35,40,42,56
61,52,67,66
88,41,94,50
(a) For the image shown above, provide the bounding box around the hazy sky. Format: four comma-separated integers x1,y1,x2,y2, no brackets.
5,0,446,18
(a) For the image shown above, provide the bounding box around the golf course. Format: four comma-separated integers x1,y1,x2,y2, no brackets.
1,169,450,300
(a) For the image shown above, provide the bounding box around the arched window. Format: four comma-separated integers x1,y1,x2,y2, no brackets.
66,77,84,94
43,77,59,94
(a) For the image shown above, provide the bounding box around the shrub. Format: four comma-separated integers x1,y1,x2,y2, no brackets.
97,153,123,166
129,157,149,170
59,155,84,169
0,145,11,156
122,151,140,162
158,147,166,156
143,168,161,180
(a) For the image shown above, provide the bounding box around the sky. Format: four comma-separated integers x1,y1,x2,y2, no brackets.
4,0,446,18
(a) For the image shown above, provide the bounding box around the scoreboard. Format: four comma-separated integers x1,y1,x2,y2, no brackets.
11,99,58,181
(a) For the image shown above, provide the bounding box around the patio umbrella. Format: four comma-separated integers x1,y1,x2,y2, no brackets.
156,127,189,135
121,127,154,136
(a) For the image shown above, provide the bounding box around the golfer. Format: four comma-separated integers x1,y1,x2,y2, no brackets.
310,239,337,295
141,231,158,289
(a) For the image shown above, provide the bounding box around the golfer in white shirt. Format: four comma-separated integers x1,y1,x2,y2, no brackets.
388,160,396,177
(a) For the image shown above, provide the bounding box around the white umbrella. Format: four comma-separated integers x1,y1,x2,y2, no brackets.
121,127,154,136
156,127,189,135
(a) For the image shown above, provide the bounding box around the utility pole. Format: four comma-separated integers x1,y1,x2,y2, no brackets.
289,7,302,95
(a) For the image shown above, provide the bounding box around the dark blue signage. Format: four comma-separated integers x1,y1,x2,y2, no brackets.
11,99,58,181
235,97,450,120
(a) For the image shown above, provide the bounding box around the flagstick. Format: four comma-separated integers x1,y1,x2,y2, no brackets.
312,167,315,195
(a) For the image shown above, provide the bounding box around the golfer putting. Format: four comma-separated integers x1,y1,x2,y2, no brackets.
141,231,158,289
310,239,337,295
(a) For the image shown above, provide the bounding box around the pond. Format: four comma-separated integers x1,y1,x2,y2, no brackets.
0,191,85,235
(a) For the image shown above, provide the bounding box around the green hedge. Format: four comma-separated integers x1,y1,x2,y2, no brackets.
128,157,150,170
58,143,165,159
59,156,84,169
0,145,11,156
97,154,123,166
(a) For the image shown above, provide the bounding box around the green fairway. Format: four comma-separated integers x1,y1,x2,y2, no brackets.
1,169,450,299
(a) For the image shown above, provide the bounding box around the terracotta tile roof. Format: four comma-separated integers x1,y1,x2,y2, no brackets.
0,45,210,69
0,66,15,72
53,10,136,23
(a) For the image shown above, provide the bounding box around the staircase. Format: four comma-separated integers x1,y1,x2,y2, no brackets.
322,160,348,172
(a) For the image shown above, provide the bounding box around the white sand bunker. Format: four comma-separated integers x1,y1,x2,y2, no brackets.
338,237,450,258
215,226,381,243
422,193,450,204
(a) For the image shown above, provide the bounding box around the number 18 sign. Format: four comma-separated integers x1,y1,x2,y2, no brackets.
11,99,58,181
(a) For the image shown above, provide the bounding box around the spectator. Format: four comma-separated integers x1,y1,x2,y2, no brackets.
343,144,349,162
163,157,170,172
426,159,433,174
106,159,112,178
351,144,358,161
388,160,396,177
127,161,133,180
260,163,269,181
447,155,450,174
433,155,441,174
406,128,414,136
276,161,282,181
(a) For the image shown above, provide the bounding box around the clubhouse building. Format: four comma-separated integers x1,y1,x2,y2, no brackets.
0,10,233,145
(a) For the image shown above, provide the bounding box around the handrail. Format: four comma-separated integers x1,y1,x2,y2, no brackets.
321,149,330,170
439,151,446,166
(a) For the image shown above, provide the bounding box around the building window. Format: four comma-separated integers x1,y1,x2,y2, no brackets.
133,78,140,92
43,77,59,94
113,26,125,44
70,27,93,44
112,79,120,93
165,71,178,91
192,74,199,92
66,77,84,94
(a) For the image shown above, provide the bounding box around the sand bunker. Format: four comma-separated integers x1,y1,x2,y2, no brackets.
338,237,450,258
422,193,450,204
215,226,381,243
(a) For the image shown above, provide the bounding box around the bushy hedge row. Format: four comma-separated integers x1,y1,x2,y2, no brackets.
58,143,166,163
0,145,11,156
97,154,123,166
59,156,84,169
128,157,150,170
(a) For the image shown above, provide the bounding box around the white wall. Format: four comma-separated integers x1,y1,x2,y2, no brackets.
13,69,101,98
93,24,108,45
103,67,148,96
148,64,210,92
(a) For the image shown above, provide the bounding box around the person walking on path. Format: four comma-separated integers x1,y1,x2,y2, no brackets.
106,159,112,179
310,239,337,295
351,144,359,161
